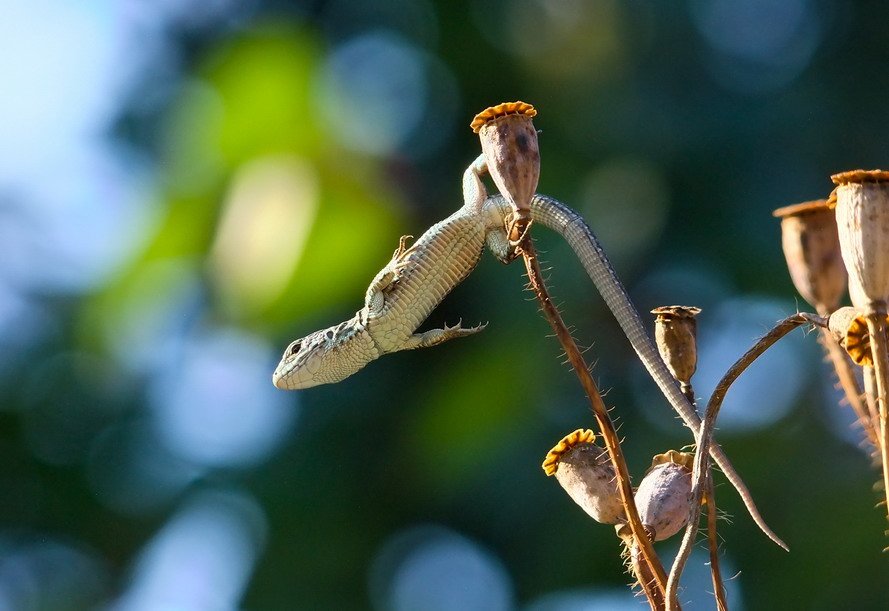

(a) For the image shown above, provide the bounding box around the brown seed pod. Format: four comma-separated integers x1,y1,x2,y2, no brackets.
772,199,847,314
832,170,889,312
633,451,694,542
651,306,701,389
471,101,540,228
827,305,889,366
542,428,624,525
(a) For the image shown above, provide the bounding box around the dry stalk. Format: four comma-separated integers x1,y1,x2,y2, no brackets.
864,367,883,457
704,475,729,611
516,234,668,606
666,313,826,610
863,308,889,531
627,541,667,610
818,328,879,450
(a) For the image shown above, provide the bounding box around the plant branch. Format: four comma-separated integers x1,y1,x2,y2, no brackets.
516,234,668,606
666,313,825,609
704,474,728,611
863,308,889,536
818,328,879,450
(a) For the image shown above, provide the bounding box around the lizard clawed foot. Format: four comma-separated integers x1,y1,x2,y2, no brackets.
445,319,487,333
403,319,488,350
394,235,415,260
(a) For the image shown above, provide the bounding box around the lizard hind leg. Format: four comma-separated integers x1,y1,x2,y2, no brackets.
486,228,516,264
402,320,487,350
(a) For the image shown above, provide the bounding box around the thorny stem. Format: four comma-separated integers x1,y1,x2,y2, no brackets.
704,475,729,611
864,367,882,458
818,328,879,451
666,313,825,610
629,542,666,610
863,308,889,535
516,235,668,606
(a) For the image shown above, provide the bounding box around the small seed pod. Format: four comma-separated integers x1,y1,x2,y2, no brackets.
827,305,889,366
832,170,889,313
542,428,624,525
471,101,540,229
772,199,847,315
651,306,701,391
634,450,694,542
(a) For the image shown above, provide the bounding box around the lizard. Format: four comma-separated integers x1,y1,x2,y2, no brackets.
272,154,789,551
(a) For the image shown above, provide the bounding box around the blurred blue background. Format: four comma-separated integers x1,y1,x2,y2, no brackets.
1,0,888,609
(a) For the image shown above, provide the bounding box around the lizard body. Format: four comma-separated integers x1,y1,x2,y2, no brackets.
273,155,787,550
272,155,506,390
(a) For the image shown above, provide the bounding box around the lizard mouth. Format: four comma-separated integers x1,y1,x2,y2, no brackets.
271,367,291,389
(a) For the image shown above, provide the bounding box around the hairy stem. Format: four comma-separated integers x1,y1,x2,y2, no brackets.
517,235,667,605
627,541,666,610
705,475,729,611
818,328,878,450
864,308,889,532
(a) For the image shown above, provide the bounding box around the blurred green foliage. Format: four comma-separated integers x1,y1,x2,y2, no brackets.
5,1,889,609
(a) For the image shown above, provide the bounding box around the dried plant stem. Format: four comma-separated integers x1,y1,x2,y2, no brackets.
818,328,879,449
690,392,726,611
516,235,668,604
704,475,728,611
666,313,824,610
628,542,666,610
863,308,889,527
864,367,883,459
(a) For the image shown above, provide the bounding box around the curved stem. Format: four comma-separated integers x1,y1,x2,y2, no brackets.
666,313,822,609
517,235,667,605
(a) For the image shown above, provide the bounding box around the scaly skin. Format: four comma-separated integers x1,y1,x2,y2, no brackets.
272,155,506,389
273,155,787,550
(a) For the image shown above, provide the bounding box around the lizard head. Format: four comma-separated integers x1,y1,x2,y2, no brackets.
272,319,379,390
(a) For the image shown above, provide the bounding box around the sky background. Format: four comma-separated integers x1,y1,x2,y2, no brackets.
1,0,888,609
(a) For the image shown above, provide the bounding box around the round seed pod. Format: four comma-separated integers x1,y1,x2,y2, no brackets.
772,199,847,315
827,305,889,366
634,451,694,542
832,170,889,313
471,101,540,228
651,306,701,387
542,429,624,525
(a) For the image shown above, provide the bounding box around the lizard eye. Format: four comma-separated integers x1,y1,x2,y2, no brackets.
287,341,302,356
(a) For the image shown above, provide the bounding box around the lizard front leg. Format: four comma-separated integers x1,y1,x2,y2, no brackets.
401,320,487,350
364,235,415,313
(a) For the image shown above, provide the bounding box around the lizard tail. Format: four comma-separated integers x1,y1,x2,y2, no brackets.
521,193,789,551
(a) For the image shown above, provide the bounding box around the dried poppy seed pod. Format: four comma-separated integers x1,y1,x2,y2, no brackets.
832,170,889,313
542,428,624,524
772,199,847,315
827,306,889,366
651,306,701,395
471,101,540,233
634,450,694,542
